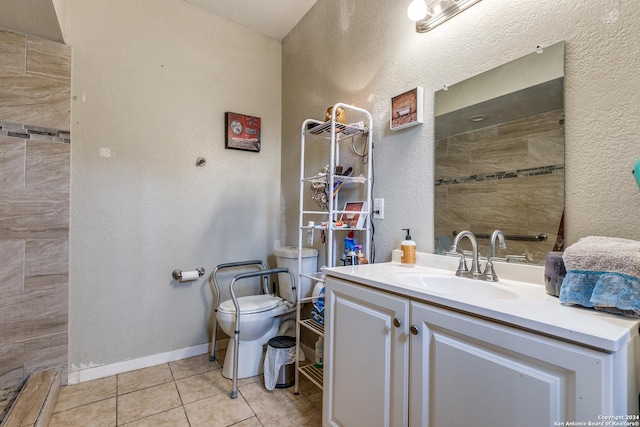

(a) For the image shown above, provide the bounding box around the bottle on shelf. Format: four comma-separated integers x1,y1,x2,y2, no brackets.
315,337,324,369
342,232,356,265
307,221,315,245
356,245,368,264
346,249,358,266
312,283,325,324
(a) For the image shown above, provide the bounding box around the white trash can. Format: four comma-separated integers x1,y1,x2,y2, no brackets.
263,336,296,390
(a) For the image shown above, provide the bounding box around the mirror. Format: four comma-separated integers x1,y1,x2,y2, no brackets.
434,41,565,265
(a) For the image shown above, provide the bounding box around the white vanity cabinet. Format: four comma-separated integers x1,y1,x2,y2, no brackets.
323,275,410,426
324,275,639,427
411,302,620,426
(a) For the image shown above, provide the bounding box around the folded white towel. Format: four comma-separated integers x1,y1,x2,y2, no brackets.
562,236,640,279
559,236,640,317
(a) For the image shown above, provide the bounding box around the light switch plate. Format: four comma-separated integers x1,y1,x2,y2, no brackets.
373,198,384,219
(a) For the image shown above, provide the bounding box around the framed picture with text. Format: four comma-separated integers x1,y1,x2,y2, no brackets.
390,87,424,131
225,112,261,152
340,201,368,229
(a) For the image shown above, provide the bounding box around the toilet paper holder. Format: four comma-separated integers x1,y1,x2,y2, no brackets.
172,267,205,281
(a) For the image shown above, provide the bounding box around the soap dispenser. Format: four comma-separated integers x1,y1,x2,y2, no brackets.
401,229,416,267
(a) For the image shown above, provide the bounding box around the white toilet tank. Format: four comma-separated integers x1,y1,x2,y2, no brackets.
274,246,318,303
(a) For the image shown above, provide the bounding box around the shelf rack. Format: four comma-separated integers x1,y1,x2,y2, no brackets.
294,103,373,395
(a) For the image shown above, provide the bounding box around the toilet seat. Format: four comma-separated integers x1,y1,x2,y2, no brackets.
218,295,281,315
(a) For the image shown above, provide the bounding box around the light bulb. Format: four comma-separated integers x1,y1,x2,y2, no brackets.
407,0,428,21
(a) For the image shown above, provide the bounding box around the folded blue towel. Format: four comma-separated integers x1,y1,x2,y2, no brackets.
559,236,640,317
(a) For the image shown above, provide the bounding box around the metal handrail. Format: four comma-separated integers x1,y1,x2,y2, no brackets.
208,260,266,364
453,230,547,242
228,267,295,399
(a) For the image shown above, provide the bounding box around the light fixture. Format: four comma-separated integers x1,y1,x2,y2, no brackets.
468,114,487,122
411,0,483,33
407,0,429,21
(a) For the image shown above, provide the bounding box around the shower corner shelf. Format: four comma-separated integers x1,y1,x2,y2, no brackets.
294,102,373,395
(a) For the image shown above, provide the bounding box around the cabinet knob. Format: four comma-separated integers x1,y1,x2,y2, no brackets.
393,318,401,328
410,325,419,335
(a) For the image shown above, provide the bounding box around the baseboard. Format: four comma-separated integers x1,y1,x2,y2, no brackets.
67,339,229,385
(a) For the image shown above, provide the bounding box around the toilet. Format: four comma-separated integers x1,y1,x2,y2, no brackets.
218,247,318,379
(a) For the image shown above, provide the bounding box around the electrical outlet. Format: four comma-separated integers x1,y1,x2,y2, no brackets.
373,198,384,219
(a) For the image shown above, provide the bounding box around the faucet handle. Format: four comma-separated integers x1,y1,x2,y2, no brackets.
454,252,469,276
484,259,499,282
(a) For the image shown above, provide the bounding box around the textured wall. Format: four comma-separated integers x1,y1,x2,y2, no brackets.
64,0,282,370
282,0,640,262
0,28,71,391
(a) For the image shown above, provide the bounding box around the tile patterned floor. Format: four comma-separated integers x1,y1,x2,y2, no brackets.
50,352,322,426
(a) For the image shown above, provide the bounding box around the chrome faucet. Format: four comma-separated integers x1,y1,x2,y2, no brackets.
484,230,507,282
451,230,484,279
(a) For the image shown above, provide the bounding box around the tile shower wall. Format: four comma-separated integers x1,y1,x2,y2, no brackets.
0,26,71,410
435,109,564,263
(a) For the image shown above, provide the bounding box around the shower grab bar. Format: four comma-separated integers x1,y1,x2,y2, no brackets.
453,230,547,242
228,267,295,399
208,260,267,364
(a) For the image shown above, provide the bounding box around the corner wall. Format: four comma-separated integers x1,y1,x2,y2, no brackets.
282,0,640,260
64,0,282,372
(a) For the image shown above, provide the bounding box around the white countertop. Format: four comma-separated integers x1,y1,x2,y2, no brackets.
323,251,639,352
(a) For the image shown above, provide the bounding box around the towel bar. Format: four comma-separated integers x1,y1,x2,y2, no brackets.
453,230,547,242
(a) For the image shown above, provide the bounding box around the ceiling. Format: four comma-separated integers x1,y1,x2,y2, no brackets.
182,0,318,41
0,0,64,43
0,0,317,44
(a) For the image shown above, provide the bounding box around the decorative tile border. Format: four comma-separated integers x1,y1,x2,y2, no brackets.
0,122,70,144
435,165,564,186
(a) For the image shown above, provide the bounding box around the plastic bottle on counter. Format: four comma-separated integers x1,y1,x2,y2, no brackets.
401,228,416,267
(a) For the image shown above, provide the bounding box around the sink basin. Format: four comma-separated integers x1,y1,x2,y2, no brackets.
388,271,519,299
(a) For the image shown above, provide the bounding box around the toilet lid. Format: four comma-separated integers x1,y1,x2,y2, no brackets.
218,295,280,315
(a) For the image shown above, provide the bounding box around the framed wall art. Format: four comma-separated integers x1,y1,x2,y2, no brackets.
340,201,368,228
390,87,424,131
225,112,261,152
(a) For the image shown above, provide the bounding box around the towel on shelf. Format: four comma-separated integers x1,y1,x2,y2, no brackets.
559,236,640,317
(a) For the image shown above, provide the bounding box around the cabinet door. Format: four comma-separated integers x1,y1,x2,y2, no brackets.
410,302,613,427
324,277,410,427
